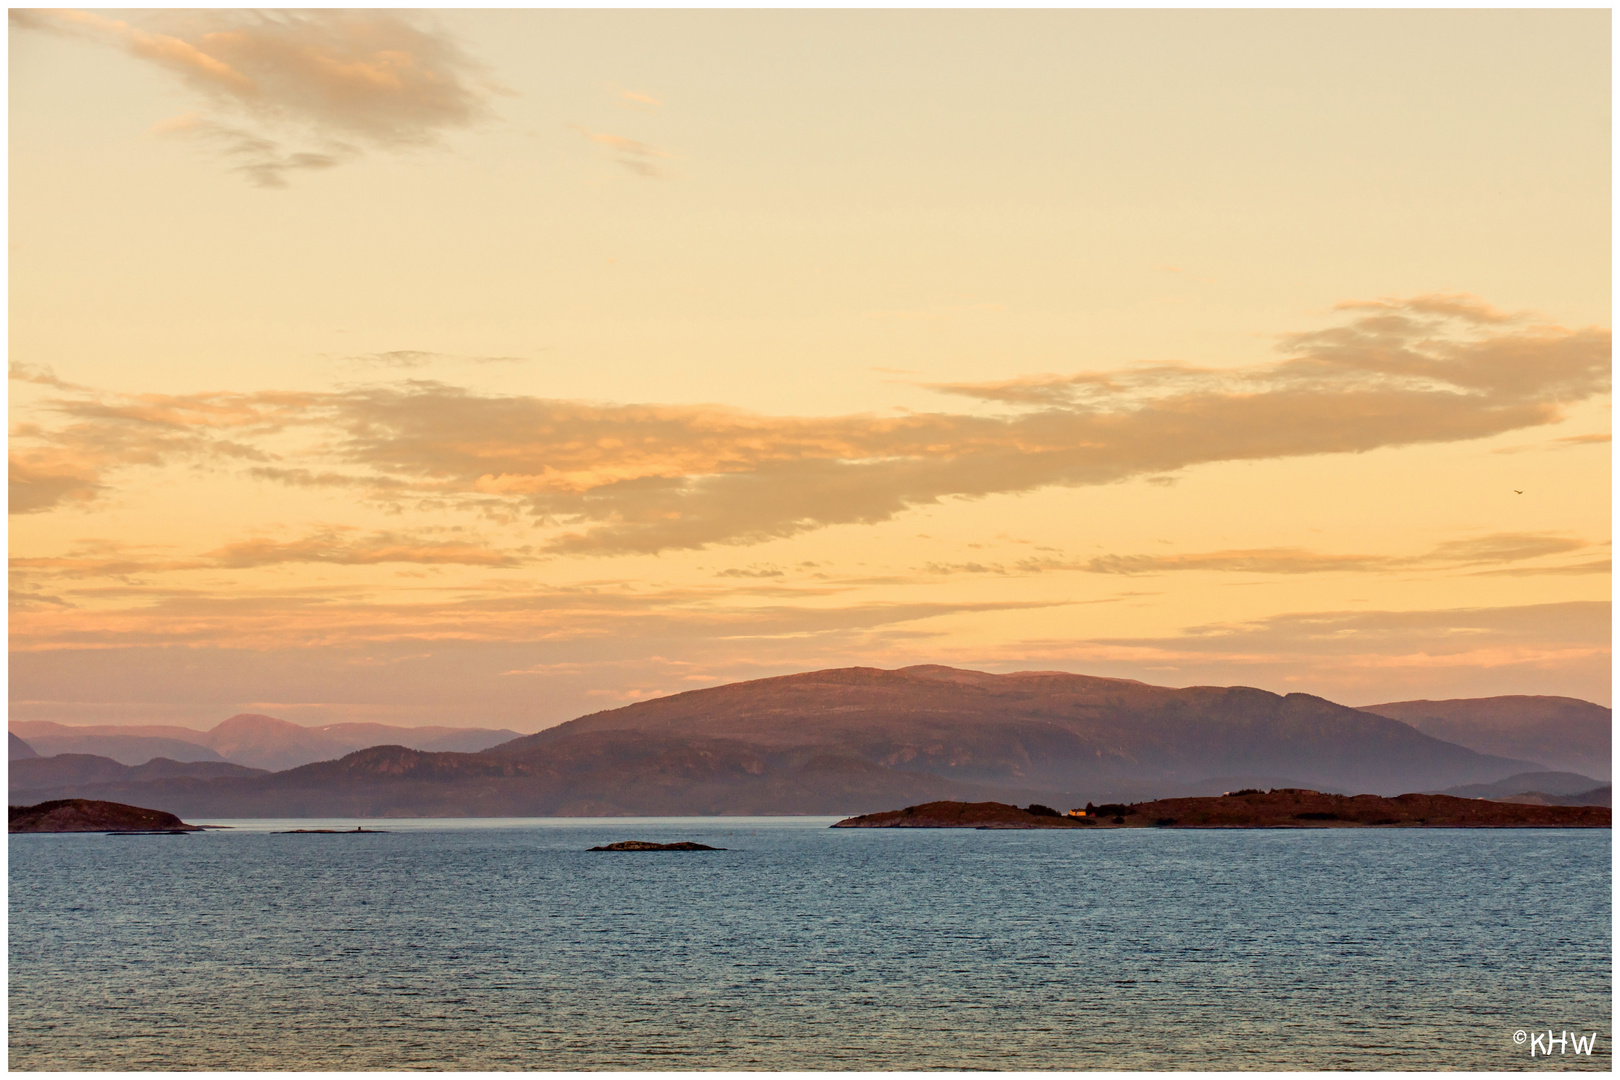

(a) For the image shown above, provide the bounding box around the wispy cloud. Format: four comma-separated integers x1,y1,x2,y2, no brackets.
991,600,1612,703
8,571,1059,654
342,350,529,369
1093,600,1609,664
10,529,532,581
1468,558,1612,578
205,529,529,570
1073,533,1593,576
11,299,1609,558
13,9,498,186
914,533,1600,578
568,124,672,178
616,88,663,110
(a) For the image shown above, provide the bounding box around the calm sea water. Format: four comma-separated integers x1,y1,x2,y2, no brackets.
9,819,1611,1070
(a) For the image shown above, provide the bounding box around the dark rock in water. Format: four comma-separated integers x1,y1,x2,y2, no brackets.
9,798,200,833
588,840,724,851
274,827,388,834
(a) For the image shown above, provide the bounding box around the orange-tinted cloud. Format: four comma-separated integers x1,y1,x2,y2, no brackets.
10,529,530,580
7,574,1056,654
207,530,528,569
568,124,672,178
13,9,496,186
1068,533,1592,576
1089,600,1609,664
11,300,1610,557
994,599,1611,704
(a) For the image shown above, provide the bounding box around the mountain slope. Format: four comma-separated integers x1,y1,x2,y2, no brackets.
494,666,1539,796
1359,696,1610,780
10,732,38,760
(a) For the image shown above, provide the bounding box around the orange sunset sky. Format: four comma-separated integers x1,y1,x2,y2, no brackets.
9,9,1611,731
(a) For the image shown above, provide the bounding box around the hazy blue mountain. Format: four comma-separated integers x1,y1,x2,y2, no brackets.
9,716,525,771
10,728,230,766
10,754,269,800
1434,771,1610,807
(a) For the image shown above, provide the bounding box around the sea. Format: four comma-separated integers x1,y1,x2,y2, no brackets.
8,818,1611,1071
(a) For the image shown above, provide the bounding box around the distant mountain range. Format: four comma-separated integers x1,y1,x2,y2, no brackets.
1433,771,1611,807
9,666,1609,817
9,715,524,771
11,754,268,791
10,732,38,760
1360,696,1610,780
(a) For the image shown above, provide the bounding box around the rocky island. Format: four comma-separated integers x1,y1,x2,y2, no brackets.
833,791,1612,829
9,798,202,833
588,840,724,851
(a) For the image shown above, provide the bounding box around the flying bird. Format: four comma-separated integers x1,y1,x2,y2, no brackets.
1513,489,1523,494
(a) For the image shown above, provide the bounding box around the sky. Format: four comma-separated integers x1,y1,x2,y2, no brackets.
8,9,1612,731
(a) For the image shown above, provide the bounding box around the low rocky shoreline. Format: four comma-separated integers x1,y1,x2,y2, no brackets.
833,791,1613,829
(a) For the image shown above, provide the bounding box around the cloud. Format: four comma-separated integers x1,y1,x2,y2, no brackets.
617,88,663,109
10,529,531,580
14,9,496,185
205,529,529,569
348,350,443,368
152,113,347,187
1422,533,1586,566
8,376,311,513
1068,533,1592,576
9,456,104,514
11,299,1610,558
1490,430,1611,456
1092,600,1610,662
987,600,1612,704
8,568,1059,654
927,292,1604,408
342,350,529,368
568,124,672,178
909,532,1598,579
1468,558,1611,578
8,363,87,392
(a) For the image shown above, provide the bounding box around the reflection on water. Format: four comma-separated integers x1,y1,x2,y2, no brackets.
9,820,1611,1069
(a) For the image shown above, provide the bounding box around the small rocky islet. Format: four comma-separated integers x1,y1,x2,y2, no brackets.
588,840,724,851
833,791,1612,829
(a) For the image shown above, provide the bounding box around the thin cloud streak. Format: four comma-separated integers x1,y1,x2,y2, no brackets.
1081,600,1610,665
567,123,673,178
10,529,533,579
9,577,1060,654
916,533,1599,578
